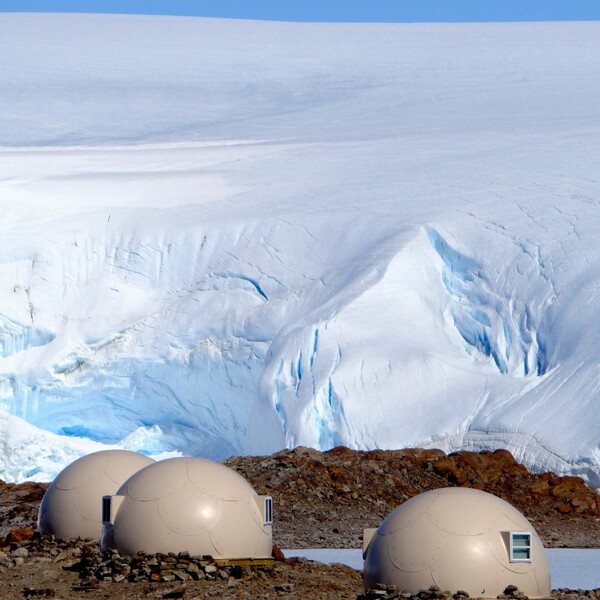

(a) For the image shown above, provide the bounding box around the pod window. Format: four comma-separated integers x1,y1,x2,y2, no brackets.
510,532,532,562
264,496,273,525
102,496,111,524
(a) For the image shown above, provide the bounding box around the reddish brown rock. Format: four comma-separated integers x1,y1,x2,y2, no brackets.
5,527,36,545
272,544,286,561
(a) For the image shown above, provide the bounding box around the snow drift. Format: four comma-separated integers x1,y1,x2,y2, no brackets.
1,13,600,484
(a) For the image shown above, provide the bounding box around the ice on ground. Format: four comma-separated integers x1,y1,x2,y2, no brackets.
283,549,600,590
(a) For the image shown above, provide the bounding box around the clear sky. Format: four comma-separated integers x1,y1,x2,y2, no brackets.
1,0,600,23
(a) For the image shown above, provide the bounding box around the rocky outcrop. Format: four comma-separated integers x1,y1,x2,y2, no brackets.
225,446,600,548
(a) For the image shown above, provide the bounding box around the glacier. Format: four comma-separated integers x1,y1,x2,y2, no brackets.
1,13,600,484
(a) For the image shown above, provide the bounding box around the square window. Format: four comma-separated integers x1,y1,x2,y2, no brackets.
510,532,531,562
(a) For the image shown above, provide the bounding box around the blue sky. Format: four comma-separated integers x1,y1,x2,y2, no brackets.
1,0,599,22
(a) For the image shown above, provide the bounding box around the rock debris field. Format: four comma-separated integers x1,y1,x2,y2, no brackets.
2,446,600,599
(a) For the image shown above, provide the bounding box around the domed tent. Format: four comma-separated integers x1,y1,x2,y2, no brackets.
362,487,551,598
37,450,155,540
101,457,273,559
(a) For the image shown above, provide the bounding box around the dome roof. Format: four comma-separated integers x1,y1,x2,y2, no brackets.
363,487,551,598
37,450,155,540
101,457,272,559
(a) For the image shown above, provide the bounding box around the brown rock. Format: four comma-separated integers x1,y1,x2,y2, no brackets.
433,457,467,485
5,528,36,545
272,544,286,562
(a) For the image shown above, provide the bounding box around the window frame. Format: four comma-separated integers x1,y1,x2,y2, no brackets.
509,531,532,563
264,496,273,525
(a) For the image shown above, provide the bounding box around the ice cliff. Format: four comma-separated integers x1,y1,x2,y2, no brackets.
1,13,600,484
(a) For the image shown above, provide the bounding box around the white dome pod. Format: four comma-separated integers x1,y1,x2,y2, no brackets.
101,457,273,559
362,487,551,598
37,450,155,540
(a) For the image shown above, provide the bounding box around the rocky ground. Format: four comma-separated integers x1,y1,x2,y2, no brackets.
225,446,600,549
1,446,600,599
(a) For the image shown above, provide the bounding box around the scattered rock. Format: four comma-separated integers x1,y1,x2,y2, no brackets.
22,589,55,598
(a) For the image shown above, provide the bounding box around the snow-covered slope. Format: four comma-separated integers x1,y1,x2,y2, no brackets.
2,13,600,484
